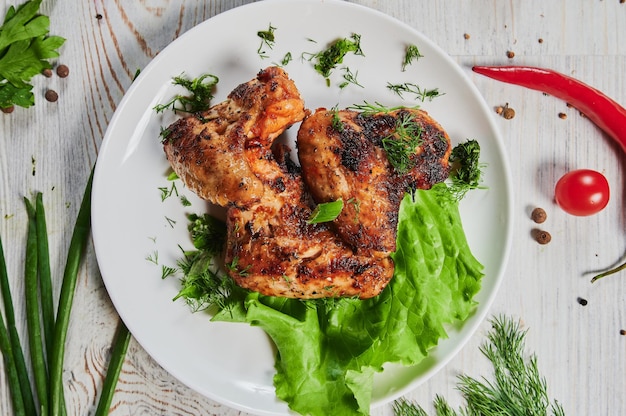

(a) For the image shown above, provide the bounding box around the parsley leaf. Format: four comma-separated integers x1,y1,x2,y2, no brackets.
0,0,65,109
307,199,344,224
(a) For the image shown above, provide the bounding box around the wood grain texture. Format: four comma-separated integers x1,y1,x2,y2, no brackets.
1,0,625,415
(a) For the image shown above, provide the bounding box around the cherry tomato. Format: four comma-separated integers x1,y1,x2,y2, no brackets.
554,169,610,216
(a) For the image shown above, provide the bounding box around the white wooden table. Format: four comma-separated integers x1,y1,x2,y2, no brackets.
1,0,625,414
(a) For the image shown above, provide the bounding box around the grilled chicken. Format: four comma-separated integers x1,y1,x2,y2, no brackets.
163,67,394,299
297,108,452,254
225,145,394,299
163,66,307,208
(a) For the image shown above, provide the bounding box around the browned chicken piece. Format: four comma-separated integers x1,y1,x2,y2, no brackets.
163,66,307,208
163,67,394,299
225,146,394,299
297,107,452,254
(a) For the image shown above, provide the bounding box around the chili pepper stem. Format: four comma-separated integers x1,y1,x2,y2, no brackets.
591,261,626,283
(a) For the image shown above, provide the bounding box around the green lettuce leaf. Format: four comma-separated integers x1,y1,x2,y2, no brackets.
213,185,484,416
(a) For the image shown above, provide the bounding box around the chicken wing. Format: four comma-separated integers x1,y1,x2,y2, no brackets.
163,66,307,208
297,107,452,253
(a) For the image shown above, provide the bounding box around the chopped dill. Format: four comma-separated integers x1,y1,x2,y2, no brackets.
339,67,363,89
345,103,424,173
154,73,219,114
175,251,235,312
346,197,361,223
227,256,251,277
329,105,344,132
145,251,159,265
280,51,293,66
158,182,178,201
306,33,364,84
187,213,226,255
159,126,172,143
257,23,277,58
445,139,485,201
180,195,191,207
381,112,423,173
167,213,239,312
347,101,411,115
161,265,177,280
402,44,423,71
387,82,445,102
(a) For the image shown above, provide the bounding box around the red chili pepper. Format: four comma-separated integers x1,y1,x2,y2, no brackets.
472,65,626,154
472,65,626,281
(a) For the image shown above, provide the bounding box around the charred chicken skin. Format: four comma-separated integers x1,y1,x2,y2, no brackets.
297,108,452,254
163,67,395,299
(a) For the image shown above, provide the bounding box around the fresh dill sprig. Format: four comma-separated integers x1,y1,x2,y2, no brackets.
187,213,226,255
339,67,363,89
347,101,410,115
165,216,176,228
393,315,565,416
280,51,292,66
306,33,364,84
175,251,234,312
161,265,177,280
167,213,236,312
145,251,159,265
227,256,251,277
154,73,219,114
329,105,344,132
387,82,445,102
381,112,423,173
158,182,178,201
180,195,191,207
159,126,172,143
445,139,485,201
402,44,424,71
345,103,424,173
257,23,276,58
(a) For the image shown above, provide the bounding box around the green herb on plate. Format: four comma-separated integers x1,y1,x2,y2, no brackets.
387,82,445,102
402,44,423,71
154,73,219,114
382,112,424,174
257,23,277,59
306,33,364,86
444,139,485,201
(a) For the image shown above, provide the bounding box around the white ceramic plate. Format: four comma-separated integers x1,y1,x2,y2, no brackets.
92,1,513,414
